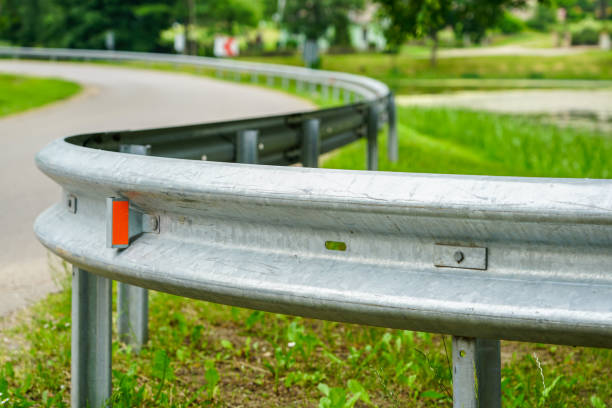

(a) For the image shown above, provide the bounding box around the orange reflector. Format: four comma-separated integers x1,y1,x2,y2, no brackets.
112,200,129,246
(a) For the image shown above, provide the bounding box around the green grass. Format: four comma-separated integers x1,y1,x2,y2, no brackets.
241,51,612,94
489,31,555,48
0,73,80,118
324,106,612,179
1,58,612,407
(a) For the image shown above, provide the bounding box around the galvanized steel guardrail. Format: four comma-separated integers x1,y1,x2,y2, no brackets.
2,47,611,408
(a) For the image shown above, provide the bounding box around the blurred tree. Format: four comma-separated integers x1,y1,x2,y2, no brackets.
0,0,175,51
376,0,529,67
196,0,261,35
172,0,262,55
281,0,365,46
0,0,265,54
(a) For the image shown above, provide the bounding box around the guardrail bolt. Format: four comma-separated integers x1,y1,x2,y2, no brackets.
454,250,464,264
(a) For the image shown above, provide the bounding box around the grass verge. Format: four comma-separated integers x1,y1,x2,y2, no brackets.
0,73,80,118
241,51,612,94
0,59,611,407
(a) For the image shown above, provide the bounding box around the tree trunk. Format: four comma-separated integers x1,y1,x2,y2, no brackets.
430,31,439,68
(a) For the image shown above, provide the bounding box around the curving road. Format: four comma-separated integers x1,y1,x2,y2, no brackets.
0,60,314,317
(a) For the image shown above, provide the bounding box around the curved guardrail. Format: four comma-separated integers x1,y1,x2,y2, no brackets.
3,47,611,408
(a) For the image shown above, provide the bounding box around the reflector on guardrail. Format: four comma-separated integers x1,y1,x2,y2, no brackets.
106,198,129,248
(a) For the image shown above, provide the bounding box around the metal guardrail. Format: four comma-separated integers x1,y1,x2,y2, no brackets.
3,47,611,407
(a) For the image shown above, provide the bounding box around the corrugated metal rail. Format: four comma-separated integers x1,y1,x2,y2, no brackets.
2,47,611,408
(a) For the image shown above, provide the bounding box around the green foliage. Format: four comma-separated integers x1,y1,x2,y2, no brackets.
0,0,264,51
557,0,607,22
0,0,175,51
527,4,557,31
324,106,612,179
376,0,451,52
570,18,605,44
195,0,262,36
281,0,365,41
0,73,81,118
375,0,529,65
497,11,527,34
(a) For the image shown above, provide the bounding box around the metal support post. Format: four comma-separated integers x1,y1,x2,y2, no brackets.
267,75,274,87
322,85,329,100
301,118,320,168
117,284,148,352
452,336,501,408
387,92,398,163
234,71,241,82
72,267,112,408
476,339,502,408
251,73,258,83
344,89,351,104
282,77,289,89
237,130,259,164
332,86,340,101
367,104,379,171
309,81,317,93
117,144,150,352
297,79,304,92
215,69,222,78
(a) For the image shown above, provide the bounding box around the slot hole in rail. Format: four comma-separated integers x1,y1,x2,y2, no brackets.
325,241,347,251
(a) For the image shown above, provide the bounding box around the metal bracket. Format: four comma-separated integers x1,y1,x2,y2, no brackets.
433,244,487,270
142,213,160,234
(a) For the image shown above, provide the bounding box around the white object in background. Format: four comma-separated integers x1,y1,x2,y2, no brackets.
600,32,611,51
105,31,115,50
174,33,185,53
214,37,239,57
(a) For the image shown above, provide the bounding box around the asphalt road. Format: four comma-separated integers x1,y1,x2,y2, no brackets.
0,60,314,317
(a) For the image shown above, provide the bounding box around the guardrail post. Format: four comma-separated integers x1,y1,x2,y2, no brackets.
267,75,274,87
72,267,112,408
297,79,304,92
282,77,289,89
251,73,258,83
309,81,317,94
237,130,259,164
117,283,148,352
234,71,241,82
301,118,320,168
117,144,150,352
476,339,502,408
452,336,501,408
344,89,351,104
367,104,379,171
322,85,329,100
332,86,340,101
387,92,398,163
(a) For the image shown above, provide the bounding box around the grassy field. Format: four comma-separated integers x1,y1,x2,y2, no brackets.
0,73,80,118
1,59,611,407
242,50,612,94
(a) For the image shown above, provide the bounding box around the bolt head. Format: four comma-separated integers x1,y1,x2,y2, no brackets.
454,250,464,263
